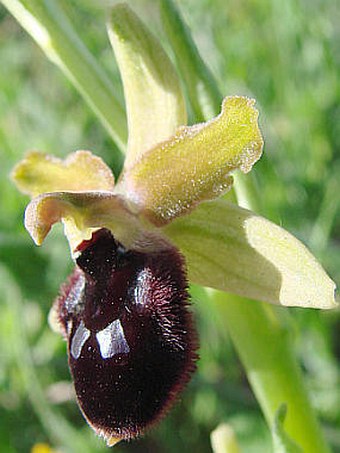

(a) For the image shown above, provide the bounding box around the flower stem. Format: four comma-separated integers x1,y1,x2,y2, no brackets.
160,0,220,122
161,1,330,451
211,291,330,453
2,0,127,158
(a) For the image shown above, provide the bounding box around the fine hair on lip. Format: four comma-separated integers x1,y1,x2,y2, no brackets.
54,228,199,442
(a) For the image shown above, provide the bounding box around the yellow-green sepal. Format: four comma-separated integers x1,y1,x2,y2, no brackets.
164,199,337,309
107,4,187,169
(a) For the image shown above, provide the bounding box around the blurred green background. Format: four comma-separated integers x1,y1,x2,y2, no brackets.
0,0,339,452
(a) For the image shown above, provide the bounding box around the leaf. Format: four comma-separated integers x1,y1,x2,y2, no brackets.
107,4,187,170
24,191,142,253
12,150,115,197
2,0,127,151
272,405,303,453
122,96,263,225
164,199,337,309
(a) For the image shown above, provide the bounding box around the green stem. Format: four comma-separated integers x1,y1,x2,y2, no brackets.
233,171,263,213
309,163,340,254
160,0,221,122
211,291,330,453
161,1,330,451
2,0,127,159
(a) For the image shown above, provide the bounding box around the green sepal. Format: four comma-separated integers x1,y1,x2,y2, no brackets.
107,4,186,170
164,199,337,309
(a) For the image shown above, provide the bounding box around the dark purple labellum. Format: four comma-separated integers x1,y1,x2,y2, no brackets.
54,228,198,443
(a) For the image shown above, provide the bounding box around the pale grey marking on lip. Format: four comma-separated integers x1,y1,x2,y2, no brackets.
134,268,153,306
71,320,91,359
96,319,130,359
65,273,85,314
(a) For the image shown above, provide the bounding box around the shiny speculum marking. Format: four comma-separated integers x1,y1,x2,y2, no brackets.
54,228,198,441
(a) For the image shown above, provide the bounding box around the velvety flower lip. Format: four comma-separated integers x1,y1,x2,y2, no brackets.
53,228,198,444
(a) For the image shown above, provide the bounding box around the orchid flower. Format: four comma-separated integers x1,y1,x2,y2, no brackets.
10,3,336,447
